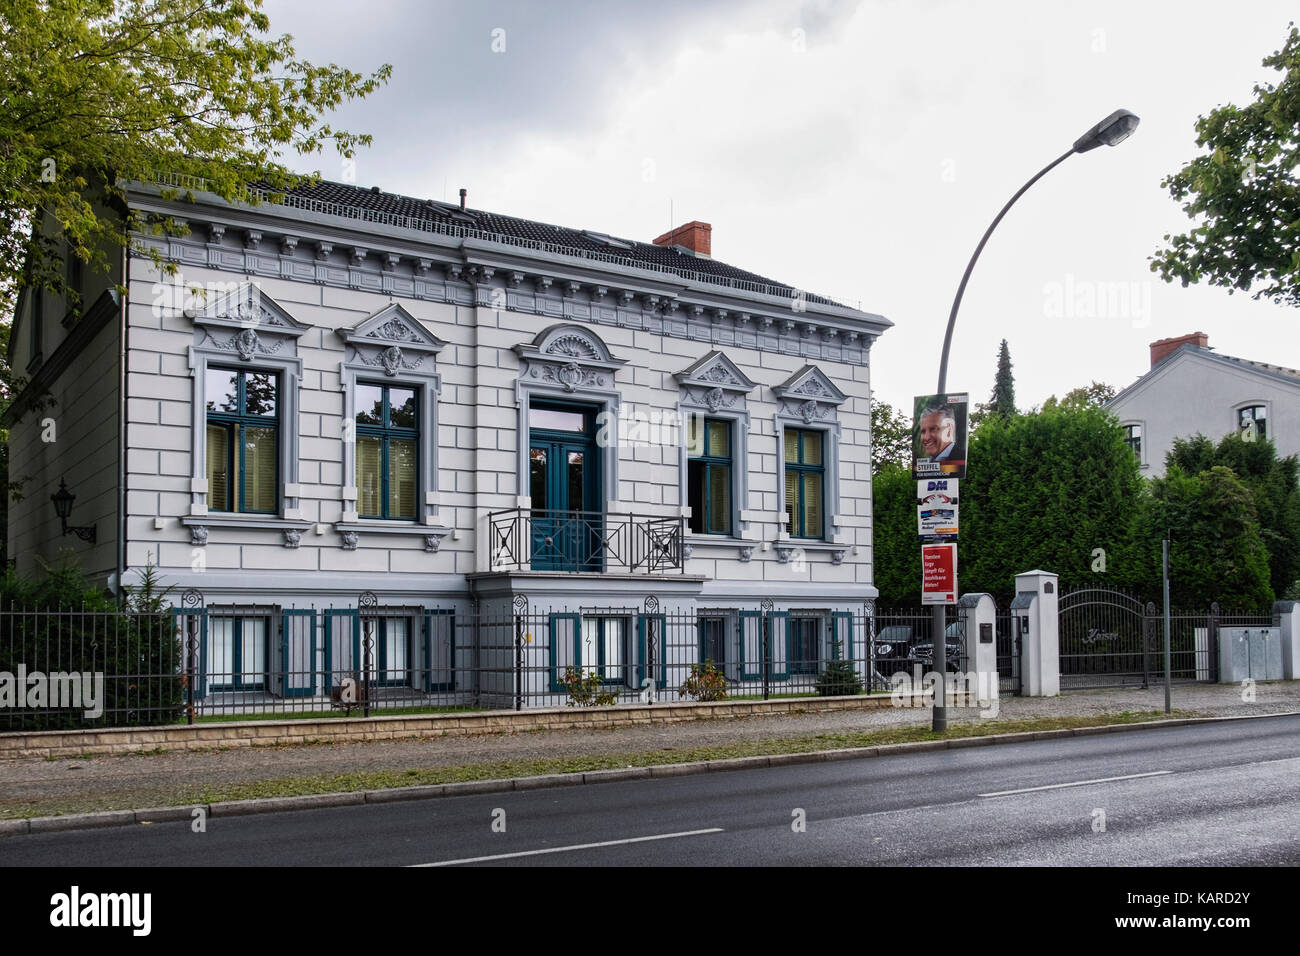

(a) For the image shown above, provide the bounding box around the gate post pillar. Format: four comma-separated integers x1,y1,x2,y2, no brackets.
1014,570,1059,697
958,593,998,706
1276,601,1300,680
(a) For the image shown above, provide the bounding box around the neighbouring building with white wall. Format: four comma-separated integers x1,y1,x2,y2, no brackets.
1106,331,1300,476
3,175,891,708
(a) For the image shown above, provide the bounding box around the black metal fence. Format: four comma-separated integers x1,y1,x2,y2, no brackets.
1057,588,1274,689
0,593,1022,729
9,588,1262,729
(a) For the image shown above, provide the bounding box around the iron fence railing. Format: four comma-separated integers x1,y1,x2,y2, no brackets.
486,509,686,574
3,593,1271,729
0,599,946,728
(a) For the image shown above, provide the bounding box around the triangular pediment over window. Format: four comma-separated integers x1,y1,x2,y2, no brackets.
342,303,447,353
340,304,445,377
185,283,310,338
674,350,757,394
773,365,847,405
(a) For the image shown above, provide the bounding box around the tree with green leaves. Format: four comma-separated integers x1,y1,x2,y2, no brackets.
1151,23,1300,306
969,339,1018,429
0,0,391,317
870,398,912,473
958,403,1147,603
990,339,1016,418
871,462,920,604
1136,465,1275,610
1165,433,1300,600
1040,381,1116,411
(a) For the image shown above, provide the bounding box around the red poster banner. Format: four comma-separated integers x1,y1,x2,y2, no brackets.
921,542,958,605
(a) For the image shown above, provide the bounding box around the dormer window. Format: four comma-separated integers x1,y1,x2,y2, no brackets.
582,230,633,250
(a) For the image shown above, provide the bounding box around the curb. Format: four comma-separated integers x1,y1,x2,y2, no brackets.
4,711,1297,838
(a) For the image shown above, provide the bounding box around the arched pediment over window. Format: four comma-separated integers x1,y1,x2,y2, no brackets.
513,323,626,393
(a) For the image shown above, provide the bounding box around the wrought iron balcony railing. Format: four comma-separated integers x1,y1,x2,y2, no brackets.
487,508,686,574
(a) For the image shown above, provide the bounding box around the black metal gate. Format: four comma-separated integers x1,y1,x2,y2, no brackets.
1057,588,1155,690
996,610,1020,696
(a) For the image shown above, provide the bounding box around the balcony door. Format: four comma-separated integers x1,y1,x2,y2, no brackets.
528,401,600,571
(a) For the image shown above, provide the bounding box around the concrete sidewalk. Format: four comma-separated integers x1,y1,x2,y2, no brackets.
1,681,1295,822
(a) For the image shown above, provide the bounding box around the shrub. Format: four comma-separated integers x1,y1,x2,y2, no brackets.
0,554,184,728
815,642,863,697
558,666,616,707
678,660,728,702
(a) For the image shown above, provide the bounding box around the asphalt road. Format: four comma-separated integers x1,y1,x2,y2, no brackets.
5,716,1299,866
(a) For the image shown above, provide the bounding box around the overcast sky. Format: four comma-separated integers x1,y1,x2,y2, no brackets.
262,0,1299,414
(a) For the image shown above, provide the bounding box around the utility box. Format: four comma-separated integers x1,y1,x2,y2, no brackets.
1219,627,1283,683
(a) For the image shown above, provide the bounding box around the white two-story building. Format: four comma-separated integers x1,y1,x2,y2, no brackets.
4,175,891,709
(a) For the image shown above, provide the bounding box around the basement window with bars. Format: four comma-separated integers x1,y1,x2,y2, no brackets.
580,615,631,684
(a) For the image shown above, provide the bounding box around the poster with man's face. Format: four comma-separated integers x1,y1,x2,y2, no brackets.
912,393,969,479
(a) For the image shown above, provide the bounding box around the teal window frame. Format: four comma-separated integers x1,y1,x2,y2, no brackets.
637,613,668,690
322,610,414,687
206,614,270,692
206,366,280,514
697,615,727,668
355,382,420,520
424,609,456,693
281,608,317,699
688,418,733,535
787,616,820,676
171,607,209,699
784,428,825,539
580,615,631,685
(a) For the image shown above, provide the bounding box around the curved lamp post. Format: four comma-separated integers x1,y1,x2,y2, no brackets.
930,108,1139,732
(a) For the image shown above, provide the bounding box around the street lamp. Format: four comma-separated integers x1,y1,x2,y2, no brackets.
930,108,1139,732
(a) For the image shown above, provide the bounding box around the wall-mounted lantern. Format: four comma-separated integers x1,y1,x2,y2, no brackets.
50,478,96,544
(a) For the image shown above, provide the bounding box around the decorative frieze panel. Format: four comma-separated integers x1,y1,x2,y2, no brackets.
144,224,882,366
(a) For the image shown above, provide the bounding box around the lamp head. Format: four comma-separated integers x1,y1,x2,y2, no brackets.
50,479,74,521
1073,109,1140,153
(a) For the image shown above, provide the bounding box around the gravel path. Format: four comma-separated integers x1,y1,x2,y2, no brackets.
1,681,1295,816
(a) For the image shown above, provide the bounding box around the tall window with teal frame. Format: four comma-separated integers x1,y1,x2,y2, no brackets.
688,417,732,535
355,383,419,520
783,428,824,538
205,367,279,513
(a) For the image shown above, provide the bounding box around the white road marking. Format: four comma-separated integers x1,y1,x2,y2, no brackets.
978,770,1172,797
411,828,725,866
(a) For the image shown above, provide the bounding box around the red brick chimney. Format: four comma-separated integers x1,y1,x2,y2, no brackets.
1150,332,1209,369
652,221,711,257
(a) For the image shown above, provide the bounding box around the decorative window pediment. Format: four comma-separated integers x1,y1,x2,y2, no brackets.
514,323,625,393
186,284,309,360
773,365,847,425
340,304,446,378
675,350,757,413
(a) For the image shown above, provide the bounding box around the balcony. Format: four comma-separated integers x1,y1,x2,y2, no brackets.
487,509,686,574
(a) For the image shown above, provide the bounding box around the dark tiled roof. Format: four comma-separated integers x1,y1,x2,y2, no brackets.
272,179,826,302
1217,353,1300,383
